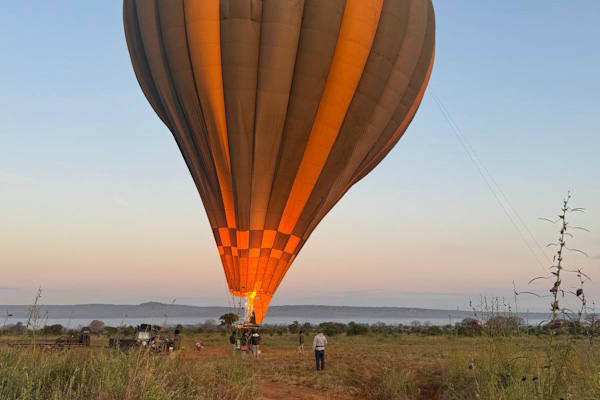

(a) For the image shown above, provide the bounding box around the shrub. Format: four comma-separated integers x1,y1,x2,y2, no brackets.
423,326,443,336
347,322,369,336
457,324,483,337
319,322,345,336
41,324,64,335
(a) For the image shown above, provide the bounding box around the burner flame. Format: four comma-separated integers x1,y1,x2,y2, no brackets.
244,292,257,324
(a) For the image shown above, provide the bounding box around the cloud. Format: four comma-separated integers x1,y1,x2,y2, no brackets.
0,287,19,291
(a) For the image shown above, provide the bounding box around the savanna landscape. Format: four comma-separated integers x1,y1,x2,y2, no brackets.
2,315,600,400
2,1,599,399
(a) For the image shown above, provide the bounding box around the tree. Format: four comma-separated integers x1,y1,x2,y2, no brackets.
302,322,312,333
410,320,421,327
7,322,25,334
203,319,216,331
104,326,119,336
42,324,64,335
486,316,524,333
347,322,369,336
120,325,134,337
288,321,299,334
219,313,238,330
89,320,105,333
319,322,345,336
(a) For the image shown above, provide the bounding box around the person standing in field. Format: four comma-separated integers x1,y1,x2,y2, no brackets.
229,330,237,356
298,330,305,354
173,329,182,351
247,330,253,355
240,331,248,359
313,329,327,371
250,330,262,359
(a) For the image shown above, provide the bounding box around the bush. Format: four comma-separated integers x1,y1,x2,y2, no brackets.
288,321,299,334
319,322,345,336
423,326,443,336
347,322,369,336
42,324,64,335
457,324,483,337
120,326,134,337
104,326,119,336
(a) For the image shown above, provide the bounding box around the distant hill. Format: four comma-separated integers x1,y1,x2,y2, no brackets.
0,302,548,323
0,302,227,319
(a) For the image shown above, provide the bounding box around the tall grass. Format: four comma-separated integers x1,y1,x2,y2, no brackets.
0,347,259,400
438,336,600,400
2,332,600,399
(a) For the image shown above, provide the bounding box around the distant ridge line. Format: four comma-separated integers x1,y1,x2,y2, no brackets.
0,302,548,320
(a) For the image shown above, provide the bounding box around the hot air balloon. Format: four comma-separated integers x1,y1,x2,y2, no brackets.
123,0,435,324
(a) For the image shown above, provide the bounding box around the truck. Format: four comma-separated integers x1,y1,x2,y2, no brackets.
108,324,173,354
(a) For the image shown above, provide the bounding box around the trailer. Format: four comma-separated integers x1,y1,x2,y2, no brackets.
8,330,91,351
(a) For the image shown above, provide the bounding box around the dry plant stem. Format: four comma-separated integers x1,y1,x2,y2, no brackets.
67,310,74,331
551,195,569,326
545,197,569,399
161,299,177,333
2,311,11,332
26,287,43,345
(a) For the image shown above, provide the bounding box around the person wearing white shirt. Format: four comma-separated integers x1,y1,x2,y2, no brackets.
312,329,328,371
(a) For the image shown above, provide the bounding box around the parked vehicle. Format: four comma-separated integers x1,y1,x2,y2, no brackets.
109,324,173,354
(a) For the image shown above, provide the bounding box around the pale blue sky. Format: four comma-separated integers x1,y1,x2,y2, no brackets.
1,1,598,314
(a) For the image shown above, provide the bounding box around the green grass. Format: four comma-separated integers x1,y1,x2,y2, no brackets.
1,333,600,399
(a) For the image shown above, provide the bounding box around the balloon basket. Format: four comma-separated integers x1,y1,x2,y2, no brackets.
234,324,260,329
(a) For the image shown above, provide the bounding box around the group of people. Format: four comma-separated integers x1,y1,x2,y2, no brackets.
227,328,328,371
229,329,262,359
176,326,328,371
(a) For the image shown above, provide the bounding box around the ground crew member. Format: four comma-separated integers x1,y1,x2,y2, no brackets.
298,330,305,354
173,329,182,351
240,331,248,359
250,330,261,359
229,330,237,355
312,329,327,371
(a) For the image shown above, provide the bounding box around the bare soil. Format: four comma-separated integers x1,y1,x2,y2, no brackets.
261,381,358,400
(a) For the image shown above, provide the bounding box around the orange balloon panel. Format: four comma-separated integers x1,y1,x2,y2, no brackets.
123,0,436,324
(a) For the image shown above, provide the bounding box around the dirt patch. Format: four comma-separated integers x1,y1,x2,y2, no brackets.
261,382,358,400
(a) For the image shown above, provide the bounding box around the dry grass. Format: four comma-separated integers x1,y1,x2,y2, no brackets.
1,332,600,399
0,337,259,400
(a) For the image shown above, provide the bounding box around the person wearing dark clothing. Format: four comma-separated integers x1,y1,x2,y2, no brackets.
173,329,182,351
229,331,236,355
240,331,248,359
250,330,261,359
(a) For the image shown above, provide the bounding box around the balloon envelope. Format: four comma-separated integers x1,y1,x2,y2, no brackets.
124,0,435,324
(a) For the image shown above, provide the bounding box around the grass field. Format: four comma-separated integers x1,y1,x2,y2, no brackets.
1,331,600,400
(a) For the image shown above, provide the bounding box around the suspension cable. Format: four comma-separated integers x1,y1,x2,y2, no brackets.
430,88,549,276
